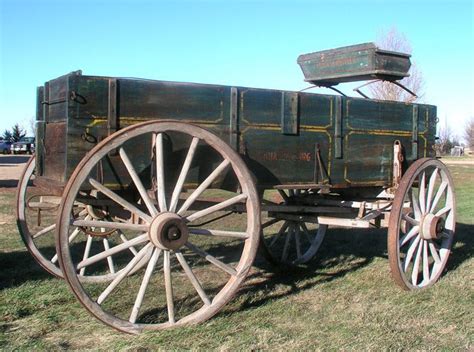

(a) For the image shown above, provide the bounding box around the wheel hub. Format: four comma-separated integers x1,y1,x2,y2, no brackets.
149,212,188,250
420,213,444,240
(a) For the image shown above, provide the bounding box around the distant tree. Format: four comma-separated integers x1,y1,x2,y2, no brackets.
436,123,457,155
369,27,424,103
2,130,13,142
11,123,26,142
464,117,474,149
452,136,460,147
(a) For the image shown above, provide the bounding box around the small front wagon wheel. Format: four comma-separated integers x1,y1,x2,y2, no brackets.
388,158,455,290
57,121,260,334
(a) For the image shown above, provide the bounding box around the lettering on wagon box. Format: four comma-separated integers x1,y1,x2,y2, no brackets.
261,151,312,161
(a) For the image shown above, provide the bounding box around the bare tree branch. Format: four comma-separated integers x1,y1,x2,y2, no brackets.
369,27,425,103
464,117,474,149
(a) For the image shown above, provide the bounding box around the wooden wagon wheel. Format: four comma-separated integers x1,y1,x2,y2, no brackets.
388,158,455,290
16,156,63,277
16,156,147,282
56,121,260,333
260,189,328,265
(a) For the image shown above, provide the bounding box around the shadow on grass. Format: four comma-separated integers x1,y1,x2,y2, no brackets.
445,222,474,272
1,222,472,316
232,227,387,313
0,250,56,289
233,221,474,313
0,179,19,187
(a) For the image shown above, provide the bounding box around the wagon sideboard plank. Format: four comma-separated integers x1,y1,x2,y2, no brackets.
36,72,436,190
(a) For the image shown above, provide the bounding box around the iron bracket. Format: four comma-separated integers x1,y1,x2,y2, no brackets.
300,85,347,97
353,79,418,99
392,140,404,191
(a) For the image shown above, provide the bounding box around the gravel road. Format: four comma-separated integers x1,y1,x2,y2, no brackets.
0,155,30,187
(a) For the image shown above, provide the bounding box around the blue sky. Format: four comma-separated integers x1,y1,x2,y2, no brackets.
1,0,472,139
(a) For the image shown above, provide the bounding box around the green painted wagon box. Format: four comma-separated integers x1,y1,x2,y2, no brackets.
297,43,411,86
35,71,436,193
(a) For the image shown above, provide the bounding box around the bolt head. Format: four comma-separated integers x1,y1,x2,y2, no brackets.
167,226,181,241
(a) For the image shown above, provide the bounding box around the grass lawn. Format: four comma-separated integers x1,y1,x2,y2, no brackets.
0,164,472,350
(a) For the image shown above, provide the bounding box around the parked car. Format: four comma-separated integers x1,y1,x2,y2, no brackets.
0,140,12,154
11,137,35,154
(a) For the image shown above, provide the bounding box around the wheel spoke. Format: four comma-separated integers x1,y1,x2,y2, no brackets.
119,232,138,255
103,237,116,274
163,250,175,324
435,206,452,217
77,234,148,270
169,137,199,212
402,213,419,227
76,208,88,218
411,238,424,286
422,240,430,284
185,242,237,276
403,235,421,272
400,226,420,246
295,225,302,259
119,147,158,217
129,248,161,323
426,169,439,212
175,251,211,306
429,181,448,213
269,221,289,247
89,178,152,223
72,219,148,232
79,235,93,276
419,172,426,214
428,240,441,264
155,133,168,213
177,159,230,215
185,194,247,223
277,189,289,203
32,223,56,239
300,223,312,243
97,243,153,304
189,228,248,239
281,224,292,262
409,189,422,220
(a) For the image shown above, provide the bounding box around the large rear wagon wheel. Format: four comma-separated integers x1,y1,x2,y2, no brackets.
388,158,455,290
57,121,260,334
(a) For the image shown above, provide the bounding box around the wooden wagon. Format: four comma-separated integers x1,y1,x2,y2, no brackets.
16,43,455,334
